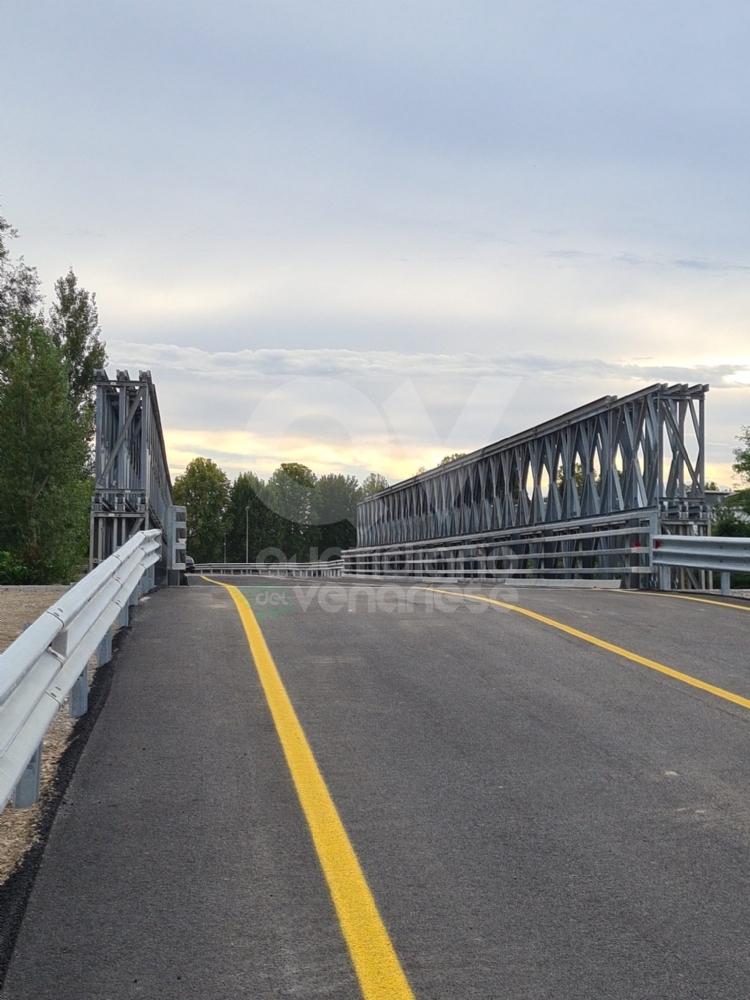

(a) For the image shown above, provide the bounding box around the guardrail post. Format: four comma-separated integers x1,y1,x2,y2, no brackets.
117,601,129,629
13,745,42,808
98,630,113,667
69,665,88,718
721,571,731,597
658,565,671,591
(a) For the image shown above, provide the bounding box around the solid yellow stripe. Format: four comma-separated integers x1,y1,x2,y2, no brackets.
420,586,750,712
613,590,750,613
211,578,415,1000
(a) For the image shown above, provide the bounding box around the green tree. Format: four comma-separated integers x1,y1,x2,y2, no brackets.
360,472,389,496
439,452,467,465
172,457,230,562
712,505,750,537
728,426,750,514
48,268,107,418
0,212,42,344
314,473,360,555
265,463,319,561
710,428,750,584
0,213,13,273
0,314,91,582
224,471,281,561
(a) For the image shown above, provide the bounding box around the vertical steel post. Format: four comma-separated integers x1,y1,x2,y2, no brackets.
69,666,88,718
13,745,42,809
98,630,113,666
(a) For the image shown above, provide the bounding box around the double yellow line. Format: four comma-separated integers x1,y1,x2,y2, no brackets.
207,578,415,1000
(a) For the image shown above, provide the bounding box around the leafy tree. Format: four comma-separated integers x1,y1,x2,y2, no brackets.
267,462,316,520
266,463,318,561
0,213,14,270
360,472,389,496
0,314,91,582
0,212,42,346
726,426,750,515
440,452,467,465
712,505,750,536
734,427,750,479
224,471,279,562
314,473,360,555
173,457,230,562
48,268,107,418
710,428,750,584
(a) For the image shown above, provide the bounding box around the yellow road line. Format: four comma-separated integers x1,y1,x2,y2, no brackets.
613,590,750,613
419,585,750,713
206,577,415,1000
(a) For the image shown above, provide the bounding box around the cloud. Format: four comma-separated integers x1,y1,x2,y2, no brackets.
672,258,750,273
614,252,750,274
108,341,750,387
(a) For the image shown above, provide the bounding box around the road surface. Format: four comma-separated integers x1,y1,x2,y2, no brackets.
3,576,750,998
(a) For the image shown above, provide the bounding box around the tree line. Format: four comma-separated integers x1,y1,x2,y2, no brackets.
0,211,106,584
172,457,388,563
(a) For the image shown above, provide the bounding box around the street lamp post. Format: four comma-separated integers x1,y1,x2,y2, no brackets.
245,506,250,565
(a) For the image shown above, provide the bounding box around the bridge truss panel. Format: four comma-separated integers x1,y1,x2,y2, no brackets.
90,370,174,571
357,383,709,550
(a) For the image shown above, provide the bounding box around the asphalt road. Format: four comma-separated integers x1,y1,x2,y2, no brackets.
4,577,750,998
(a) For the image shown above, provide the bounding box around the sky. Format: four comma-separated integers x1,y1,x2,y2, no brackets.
1,1,749,487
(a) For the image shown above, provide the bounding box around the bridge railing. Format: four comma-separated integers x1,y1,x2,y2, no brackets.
342,514,655,582
195,561,343,578
652,535,750,595
195,537,750,591
0,530,161,812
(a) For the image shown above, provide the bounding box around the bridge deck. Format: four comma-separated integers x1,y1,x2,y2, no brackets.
4,578,750,998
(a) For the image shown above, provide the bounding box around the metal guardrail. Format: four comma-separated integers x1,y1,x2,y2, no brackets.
0,530,161,812
195,561,343,578
197,536,750,592
343,516,654,581
652,535,750,595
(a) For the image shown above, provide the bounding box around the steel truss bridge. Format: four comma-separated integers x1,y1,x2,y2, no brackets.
349,383,709,587
90,370,186,582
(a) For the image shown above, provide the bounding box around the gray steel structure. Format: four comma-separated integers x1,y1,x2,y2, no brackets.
353,384,708,585
90,370,179,577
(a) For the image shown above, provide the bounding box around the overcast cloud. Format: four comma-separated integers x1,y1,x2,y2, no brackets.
1,1,748,485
